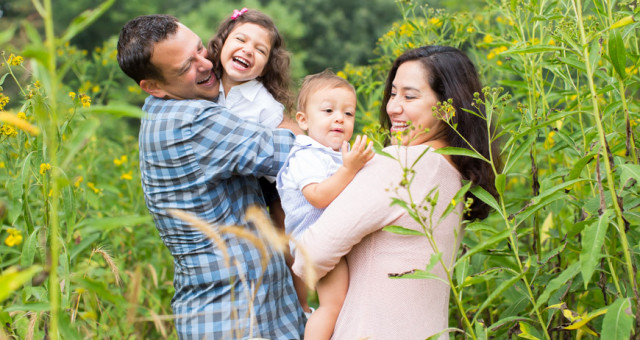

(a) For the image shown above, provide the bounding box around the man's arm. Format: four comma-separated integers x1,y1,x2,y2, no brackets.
191,105,295,180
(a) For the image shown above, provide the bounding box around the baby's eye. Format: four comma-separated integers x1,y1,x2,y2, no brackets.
345,111,354,117
324,108,333,114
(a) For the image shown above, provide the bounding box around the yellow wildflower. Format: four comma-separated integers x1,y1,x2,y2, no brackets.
0,162,5,168
92,85,100,93
69,92,76,100
483,34,494,44
87,182,102,194
496,17,504,24
429,18,443,27
451,198,456,206
74,176,84,188
0,93,9,110
336,71,347,79
8,54,24,66
543,131,556,150
33,81,40,88
120,171,133,181
4,228,23,247
113,155,128,166
2,125,17,137
40,163,52,175
487,52,496,60
467,27,475,33
80,94,91,108
497,60,503,66
17,112,26,120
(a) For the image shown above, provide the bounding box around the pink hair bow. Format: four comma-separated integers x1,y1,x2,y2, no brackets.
231,8,248,20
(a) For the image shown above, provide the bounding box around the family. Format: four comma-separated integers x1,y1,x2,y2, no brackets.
116,7,498,340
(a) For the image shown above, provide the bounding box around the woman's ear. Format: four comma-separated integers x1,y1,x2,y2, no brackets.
296,111,309,131
140,79,168,98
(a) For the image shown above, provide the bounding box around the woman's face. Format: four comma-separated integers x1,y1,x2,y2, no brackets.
386,60,442,146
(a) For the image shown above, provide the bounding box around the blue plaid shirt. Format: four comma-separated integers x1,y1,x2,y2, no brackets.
140,96,305,339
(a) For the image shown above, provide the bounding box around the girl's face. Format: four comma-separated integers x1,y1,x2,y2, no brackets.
297,86,357,151
219,23,272,87
386,60,442,146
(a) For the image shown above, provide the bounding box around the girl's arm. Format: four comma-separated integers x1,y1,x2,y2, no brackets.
302,135,374,209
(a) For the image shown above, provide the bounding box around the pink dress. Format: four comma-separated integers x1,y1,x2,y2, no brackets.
292,145,463,340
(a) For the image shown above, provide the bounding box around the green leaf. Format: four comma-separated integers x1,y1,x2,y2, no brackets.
608,30,626,79
580,210,612,288
601,298,633,340
0,266,42,303
518,321,542,339
20,227,39,268
425,252,442,272
59,118,100,169
4,303,50,312
60,0,116,43
475,320,488,340
454,229,510,266
74,277,125,304
503,136,534,174
388,268,448,284
382,225,423,236
77,215,153,235
567,153,595,181
619,164,640,187
588,39,600,75
473,273,524,324
495,174,506,196
470,186,501,216
373,144,395,159
0,25,16,46
505,45,566,54
435,146,486,160
83,103,146,118
439,180,472,224
535,262,580,309
532,178,588,204
70,233,101,261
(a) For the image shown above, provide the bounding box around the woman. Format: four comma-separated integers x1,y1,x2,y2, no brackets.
292,46,499,339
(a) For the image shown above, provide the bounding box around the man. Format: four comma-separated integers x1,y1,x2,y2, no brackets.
117,14,305,339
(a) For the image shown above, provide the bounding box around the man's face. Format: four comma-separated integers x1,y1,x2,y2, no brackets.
142,24,219,101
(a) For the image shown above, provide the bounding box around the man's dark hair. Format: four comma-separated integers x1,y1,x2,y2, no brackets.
117,14,179,84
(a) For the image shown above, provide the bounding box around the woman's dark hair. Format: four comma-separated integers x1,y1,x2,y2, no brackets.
208,9,294,113
380,45,501,220
117,14,179,84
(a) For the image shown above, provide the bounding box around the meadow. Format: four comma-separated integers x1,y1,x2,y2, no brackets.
0,0,638,338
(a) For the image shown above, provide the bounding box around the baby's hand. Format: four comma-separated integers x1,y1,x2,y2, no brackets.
341,135,375,173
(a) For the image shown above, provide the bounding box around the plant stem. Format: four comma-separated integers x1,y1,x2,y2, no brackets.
572,0,638,305
41,0,60,337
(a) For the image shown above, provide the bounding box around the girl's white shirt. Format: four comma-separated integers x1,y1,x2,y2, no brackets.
217,79,284,129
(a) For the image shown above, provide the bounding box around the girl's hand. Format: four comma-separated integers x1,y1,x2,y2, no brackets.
341,135,374,173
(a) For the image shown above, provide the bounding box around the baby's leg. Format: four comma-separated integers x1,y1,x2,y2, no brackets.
286,253,310,312
304,257,348,340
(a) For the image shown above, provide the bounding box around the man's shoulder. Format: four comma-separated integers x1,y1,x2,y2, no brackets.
142,96,223,115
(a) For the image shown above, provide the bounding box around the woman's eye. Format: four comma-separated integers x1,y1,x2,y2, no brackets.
389,92,397,97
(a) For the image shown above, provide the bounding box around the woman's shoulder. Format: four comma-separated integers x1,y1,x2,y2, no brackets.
376,145,461,179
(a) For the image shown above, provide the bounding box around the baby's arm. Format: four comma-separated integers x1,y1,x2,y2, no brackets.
302,135,374,209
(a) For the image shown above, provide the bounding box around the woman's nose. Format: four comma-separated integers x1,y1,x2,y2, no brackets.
387,98,401,115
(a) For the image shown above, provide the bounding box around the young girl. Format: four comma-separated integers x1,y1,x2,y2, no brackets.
208,8,294,230
277,70,374,339
208,7,293,128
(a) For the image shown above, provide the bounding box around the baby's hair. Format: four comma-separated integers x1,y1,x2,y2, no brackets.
297,69,356,112
208,9,293,112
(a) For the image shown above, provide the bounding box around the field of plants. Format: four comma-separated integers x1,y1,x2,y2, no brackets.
1,0,639,338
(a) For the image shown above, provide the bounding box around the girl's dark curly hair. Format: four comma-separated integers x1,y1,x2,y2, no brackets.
379,45,501,220
208,9,294,113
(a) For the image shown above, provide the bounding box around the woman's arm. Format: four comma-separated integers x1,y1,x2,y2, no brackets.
292,153,406,283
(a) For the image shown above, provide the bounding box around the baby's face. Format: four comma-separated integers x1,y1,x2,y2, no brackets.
298,86,357,151
219,23,271,87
